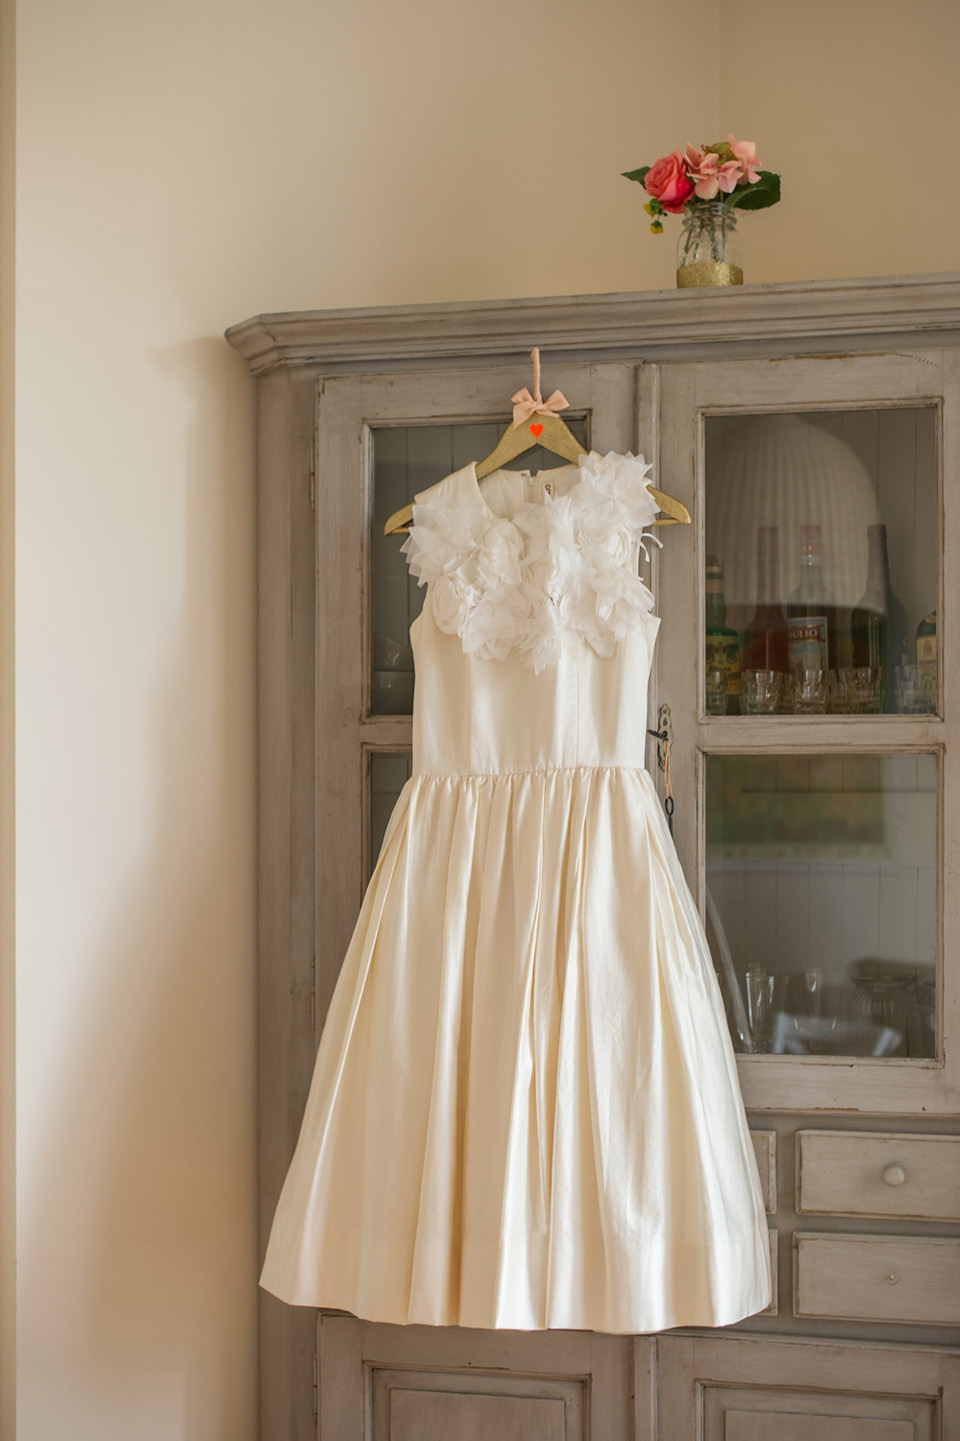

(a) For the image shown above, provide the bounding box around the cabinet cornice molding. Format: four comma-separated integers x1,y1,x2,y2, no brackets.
226,272,960,375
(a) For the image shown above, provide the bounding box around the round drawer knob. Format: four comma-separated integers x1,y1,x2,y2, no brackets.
883,1163,907,1187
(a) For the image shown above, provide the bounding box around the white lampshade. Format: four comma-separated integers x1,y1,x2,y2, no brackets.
705,414,879,612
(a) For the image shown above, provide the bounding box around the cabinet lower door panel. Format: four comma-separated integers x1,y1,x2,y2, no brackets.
657,1334,955,1441
722,1412,919,1441
377,1376,574,1441
319,1316,643,1441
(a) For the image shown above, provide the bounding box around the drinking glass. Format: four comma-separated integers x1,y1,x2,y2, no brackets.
825,669,846,713
705,665,728,716
745,967,778,1052
785,968,835,1053
846,975,912,1056
837,666,883,714
896,663,932,715
741,670,784,715
791,667,828,715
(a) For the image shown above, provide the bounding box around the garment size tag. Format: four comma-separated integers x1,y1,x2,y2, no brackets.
540,479,554,502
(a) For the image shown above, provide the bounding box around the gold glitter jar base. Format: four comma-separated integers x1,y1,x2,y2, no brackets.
676,261,744,288
675,201,744,289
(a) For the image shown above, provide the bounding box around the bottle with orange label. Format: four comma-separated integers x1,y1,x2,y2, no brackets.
743,526,789,678
786,523,841,674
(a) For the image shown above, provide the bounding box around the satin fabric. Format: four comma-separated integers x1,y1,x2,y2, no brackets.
260,464,771,1332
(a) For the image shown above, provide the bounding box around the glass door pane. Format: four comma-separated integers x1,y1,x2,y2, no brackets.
703,408,938,717
706,752,937,1059
369,420,588,714
369,750,413,877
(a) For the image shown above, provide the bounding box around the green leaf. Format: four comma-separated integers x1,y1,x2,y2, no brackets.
730,170,781,211
622,166,651,186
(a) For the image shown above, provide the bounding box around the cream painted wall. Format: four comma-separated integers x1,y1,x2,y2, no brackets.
719,0,960,283
1,2,14,1438
6,0,958,1437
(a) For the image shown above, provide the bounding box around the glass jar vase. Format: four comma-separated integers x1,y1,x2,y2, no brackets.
676,201,743,288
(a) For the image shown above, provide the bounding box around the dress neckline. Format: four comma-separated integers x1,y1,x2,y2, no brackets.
402,450,660,672
466,457,585,522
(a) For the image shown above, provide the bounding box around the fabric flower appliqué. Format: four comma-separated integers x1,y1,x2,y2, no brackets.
401,451,660,672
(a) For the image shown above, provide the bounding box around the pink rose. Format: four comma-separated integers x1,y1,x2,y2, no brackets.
644,150,694,214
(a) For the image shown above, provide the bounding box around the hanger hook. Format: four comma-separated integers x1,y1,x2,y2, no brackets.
531,347,541,404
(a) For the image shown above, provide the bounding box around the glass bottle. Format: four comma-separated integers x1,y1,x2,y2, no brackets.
743,526,788,675
705,554,741,715
676,202,743,289
786,524,841,673
850,524,908,711
916,611,937,711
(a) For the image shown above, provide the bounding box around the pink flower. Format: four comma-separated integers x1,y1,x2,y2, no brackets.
685,144,741,200
728,135,762,184
644,150,694,214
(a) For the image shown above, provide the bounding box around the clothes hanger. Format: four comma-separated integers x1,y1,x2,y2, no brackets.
383,349,691,534
473,347,584,480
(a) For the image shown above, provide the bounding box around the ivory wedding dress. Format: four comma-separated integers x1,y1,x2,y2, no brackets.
260,451,771,1333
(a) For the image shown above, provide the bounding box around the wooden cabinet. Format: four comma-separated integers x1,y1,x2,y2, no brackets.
228,275,960,1440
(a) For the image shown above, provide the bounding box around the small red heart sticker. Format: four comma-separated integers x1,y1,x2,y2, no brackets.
530,423,544,437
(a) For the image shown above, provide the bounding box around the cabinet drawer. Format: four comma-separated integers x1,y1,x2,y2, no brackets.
794,1232,960,1324
797,1131,960,1221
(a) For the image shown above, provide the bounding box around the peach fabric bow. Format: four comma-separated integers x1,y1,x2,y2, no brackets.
511,348,569,428
511,385,570,428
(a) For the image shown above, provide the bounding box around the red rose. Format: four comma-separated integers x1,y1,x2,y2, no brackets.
644,150,694,214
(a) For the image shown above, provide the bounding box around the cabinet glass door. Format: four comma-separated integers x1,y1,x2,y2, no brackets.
704,408,938,720
369,750,413,871
658,351,958,1114
706,751,937,1059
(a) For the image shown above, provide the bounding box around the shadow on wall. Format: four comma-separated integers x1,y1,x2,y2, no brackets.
20,338,258,1439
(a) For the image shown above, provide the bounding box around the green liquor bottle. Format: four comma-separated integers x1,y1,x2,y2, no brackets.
916,611,937,711
705,554,740,715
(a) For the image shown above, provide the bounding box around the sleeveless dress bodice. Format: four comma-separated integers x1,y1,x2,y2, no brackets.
408,455,660,776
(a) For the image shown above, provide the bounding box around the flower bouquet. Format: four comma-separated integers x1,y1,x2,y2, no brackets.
623,136,780,286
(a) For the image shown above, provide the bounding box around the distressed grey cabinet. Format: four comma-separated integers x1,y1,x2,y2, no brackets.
228,274,960,1441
